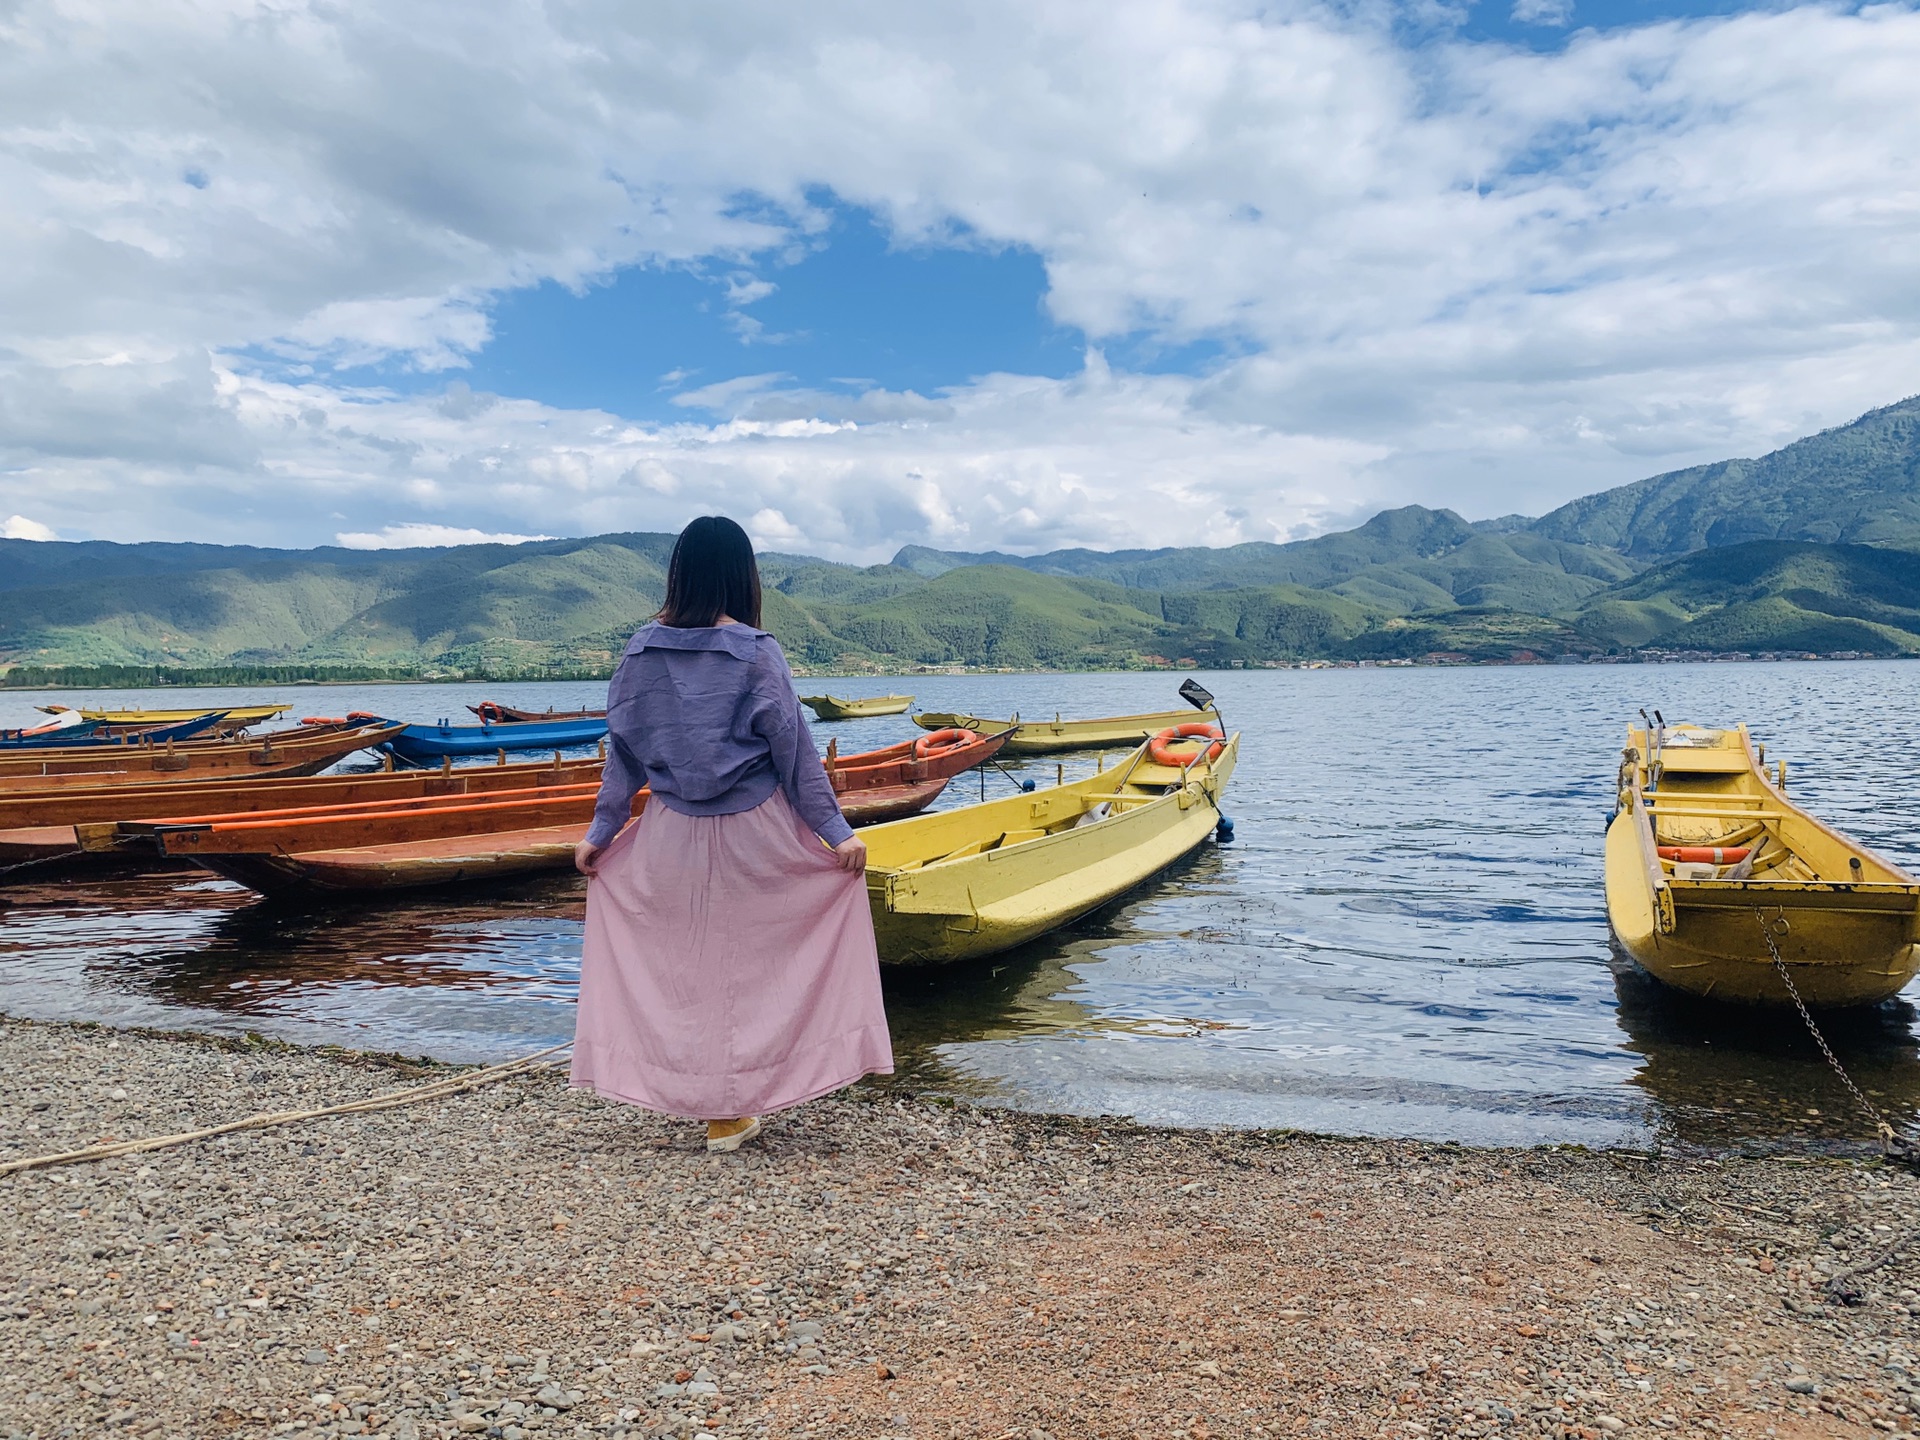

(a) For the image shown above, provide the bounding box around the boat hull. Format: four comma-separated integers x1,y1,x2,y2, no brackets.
1605,812,1920,1006
194,823,583,896
1603,722,1920,1008
914,707,1222,754
800,695,915,719
865,737,1238,967
379,717,609,764
0,723,400,790
38,704,291,726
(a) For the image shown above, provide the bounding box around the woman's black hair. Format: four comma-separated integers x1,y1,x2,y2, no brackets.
656,515,763,629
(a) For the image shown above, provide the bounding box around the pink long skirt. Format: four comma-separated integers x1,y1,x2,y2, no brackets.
570,789,893,1120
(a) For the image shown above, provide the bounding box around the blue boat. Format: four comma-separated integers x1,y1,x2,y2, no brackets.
0,711,229,749
375,715,609,767
0,719,103,747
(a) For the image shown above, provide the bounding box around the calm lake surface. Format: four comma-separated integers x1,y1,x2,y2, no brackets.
5,663,1920,1153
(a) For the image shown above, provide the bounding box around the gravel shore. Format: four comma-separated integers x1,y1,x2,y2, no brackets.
6,1017,1920,1439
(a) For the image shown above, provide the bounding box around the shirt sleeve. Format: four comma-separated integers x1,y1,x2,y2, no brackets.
753,645,855,849
585,660,644,849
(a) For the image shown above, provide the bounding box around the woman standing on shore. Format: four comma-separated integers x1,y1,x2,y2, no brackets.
569,516,892,1151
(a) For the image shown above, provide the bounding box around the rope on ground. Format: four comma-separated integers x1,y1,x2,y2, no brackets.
0,1041,572,1178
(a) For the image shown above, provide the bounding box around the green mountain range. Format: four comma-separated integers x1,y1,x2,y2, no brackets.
5,394,1920,679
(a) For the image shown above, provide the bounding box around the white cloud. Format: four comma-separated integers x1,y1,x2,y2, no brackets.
1511,0,1575,26
335,523,555,550
3,515,57,541
1,1,1918,553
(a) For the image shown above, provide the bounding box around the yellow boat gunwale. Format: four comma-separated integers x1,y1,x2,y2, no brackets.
37,704,293,725
1605,721,1920,1007
862,732,1238,966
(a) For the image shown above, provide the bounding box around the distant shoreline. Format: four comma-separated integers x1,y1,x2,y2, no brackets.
0,648,1911,692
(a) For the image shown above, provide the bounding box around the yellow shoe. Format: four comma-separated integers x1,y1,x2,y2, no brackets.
705,1116,762,1153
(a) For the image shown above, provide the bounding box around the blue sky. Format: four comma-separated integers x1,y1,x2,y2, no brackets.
3,0,1916,558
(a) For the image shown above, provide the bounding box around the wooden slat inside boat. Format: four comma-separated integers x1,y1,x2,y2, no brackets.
863,730,1238,966
912,706,1223,754
1604,722,1920,1007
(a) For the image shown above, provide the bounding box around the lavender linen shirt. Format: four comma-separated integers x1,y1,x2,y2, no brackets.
584,621,854,851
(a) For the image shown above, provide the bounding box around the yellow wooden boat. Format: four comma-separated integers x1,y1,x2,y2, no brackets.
798,694,914,720
863,730,1238,966
39,703,291,726
912,705,1223,755
1605,721,1920,1007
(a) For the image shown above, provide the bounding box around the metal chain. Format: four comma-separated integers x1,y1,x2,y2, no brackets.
1755,907,1918,1164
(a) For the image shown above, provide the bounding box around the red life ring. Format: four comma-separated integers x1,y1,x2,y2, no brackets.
1149,722,1225,768
1657,846,1751,864
473,702,508,724
913,728,975,760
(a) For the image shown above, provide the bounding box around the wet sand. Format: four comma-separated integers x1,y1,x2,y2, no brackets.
4,1016,1919,1439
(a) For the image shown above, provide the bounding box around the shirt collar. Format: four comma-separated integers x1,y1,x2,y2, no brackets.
627,620,768,661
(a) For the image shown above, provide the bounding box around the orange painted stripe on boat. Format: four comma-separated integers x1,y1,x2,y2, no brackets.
145,782,604,829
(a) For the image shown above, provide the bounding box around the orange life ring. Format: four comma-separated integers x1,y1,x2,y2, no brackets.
1658,846,1750,864
913,728,975,759
473,702,509,723
1149,722,1225,768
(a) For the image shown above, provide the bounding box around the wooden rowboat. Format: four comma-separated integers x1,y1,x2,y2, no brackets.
864,729,1238,966
129,738,968,896
0,755,607,869
377,715,609,765
1605,722,1920,1007
38,703,291,727
798,694,915,720
912,706,1223,755
468,702,606,723
0,720,400,789
0,711,227,749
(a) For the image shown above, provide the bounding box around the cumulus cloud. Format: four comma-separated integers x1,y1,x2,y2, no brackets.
3,515,57,541
1511,0,1575,26
334,523,556,550
1,0,1918,552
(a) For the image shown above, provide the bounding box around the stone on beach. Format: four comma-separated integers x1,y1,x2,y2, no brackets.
4,1016,1920,1438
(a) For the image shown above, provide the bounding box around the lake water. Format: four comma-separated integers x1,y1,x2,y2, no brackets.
5,663,1920,1153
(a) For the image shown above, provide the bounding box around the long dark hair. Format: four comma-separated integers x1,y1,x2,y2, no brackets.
656,515,763,628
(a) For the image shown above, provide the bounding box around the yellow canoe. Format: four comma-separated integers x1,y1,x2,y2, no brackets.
913,706,1223,755
1604,722,1920,1007
38,704,291,726
863,731,1238,966
798,694,914,719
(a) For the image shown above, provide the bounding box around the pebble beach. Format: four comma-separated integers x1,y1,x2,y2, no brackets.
7,1017,1920,1439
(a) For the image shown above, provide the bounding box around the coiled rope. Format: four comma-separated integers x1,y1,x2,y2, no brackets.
0,1041,571,1178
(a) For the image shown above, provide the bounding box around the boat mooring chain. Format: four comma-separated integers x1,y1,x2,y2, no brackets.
1755,906,1920,1170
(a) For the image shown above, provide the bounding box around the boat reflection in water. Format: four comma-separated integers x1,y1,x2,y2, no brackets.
1608,940,1920,1154
0,871,587,1061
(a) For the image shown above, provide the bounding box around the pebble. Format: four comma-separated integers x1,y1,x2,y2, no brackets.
9,1017,1920,1440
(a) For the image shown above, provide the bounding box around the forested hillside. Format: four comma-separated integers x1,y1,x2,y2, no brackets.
6,396,1920,677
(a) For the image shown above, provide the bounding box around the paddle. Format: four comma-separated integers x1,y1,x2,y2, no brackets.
1177,677,1234,841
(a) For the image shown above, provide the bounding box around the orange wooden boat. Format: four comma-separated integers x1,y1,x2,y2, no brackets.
0,719,401,789
0,754,606,869
467,701,606,723
102,734,997,896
